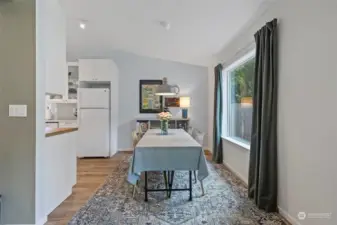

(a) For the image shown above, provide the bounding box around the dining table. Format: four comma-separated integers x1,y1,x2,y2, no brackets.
127,128,209,201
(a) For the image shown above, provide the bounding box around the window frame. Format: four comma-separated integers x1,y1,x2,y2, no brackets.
222,49,256,150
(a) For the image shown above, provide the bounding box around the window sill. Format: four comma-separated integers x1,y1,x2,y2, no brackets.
222,136,250,151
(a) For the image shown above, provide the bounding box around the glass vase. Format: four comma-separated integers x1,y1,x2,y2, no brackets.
160,120,169,135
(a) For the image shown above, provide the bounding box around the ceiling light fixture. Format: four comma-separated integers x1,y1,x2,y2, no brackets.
79,21,86,29
155,77,180,96
159,21,171,30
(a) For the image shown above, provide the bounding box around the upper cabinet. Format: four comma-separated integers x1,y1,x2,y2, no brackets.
79,59,118,81
78,60,95,81
67,63,79,99
45,0,67,96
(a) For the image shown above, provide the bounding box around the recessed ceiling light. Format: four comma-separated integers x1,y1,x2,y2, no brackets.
159,21,171,30
79,21,86,29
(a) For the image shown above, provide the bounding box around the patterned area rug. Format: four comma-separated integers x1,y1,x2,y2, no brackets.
69,155,287,225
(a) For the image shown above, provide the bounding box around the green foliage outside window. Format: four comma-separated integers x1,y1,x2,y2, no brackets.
230,58,255,103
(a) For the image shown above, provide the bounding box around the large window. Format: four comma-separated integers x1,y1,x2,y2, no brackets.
223,50,255,148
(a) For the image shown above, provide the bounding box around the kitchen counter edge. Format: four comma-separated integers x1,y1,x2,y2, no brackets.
45,127,79,137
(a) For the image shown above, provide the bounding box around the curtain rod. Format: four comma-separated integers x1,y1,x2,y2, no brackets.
221,40,256,66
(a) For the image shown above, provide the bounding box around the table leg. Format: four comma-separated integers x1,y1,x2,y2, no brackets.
167,171,170,197
168,171,175,198
145,171,148,202
189,171,192,201
163,171,168,198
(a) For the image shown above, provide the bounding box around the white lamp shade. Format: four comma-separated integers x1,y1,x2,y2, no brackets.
180,97,190,108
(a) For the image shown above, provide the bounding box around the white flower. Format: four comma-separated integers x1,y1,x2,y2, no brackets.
158,112,172,120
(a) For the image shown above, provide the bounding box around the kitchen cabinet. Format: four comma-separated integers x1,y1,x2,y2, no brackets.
79,59,118,81
43,130,77,216
45,0,67,96
67,63,79,99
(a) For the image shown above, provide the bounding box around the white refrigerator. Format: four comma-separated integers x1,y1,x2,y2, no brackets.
78,88,110,157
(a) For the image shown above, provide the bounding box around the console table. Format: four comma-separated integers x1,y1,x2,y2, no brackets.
136,117,190,135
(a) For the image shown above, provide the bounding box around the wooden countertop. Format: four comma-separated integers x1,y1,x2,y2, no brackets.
45,127,78,137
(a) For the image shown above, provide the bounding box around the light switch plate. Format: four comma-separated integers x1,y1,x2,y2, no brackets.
9,105,27,117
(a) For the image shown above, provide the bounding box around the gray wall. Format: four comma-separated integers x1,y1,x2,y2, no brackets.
212,0,337,224
0,1,43,224
111,51,209,150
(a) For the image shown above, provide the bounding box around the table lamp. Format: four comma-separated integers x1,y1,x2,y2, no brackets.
180,97,190,119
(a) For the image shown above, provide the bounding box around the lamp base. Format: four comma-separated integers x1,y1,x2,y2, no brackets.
182,109,188,119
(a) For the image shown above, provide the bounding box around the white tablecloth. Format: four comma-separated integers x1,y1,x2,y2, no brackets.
128,129,209,184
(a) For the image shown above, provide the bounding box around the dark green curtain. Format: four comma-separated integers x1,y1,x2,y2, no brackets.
248,18,278,212
212,64,223,163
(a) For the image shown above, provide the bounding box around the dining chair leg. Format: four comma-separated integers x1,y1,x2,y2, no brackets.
132,185,136,198
132,180,139,198
200,180,205,196
193,171,197,183
189,171,192,201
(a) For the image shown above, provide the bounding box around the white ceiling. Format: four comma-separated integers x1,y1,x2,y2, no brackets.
64,0,267,66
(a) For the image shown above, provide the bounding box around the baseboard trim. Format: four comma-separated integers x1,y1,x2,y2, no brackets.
222,162,294,225
222,161,248,186
36,216,47,225
278,207,299,225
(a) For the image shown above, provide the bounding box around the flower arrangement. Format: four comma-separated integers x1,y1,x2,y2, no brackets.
158,112,172,135
158,112,172,121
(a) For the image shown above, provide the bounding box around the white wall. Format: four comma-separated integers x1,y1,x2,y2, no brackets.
36,0,67,223
36,0,47,223
44,0,67,96
211,0,337,224
108,51,209,150
221,141,250,184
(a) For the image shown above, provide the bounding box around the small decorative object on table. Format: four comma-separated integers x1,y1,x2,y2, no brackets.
158,112,172,135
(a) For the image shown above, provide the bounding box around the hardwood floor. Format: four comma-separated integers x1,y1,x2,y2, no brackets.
45,153,130,225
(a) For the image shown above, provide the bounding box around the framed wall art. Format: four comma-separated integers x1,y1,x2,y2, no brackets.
139,80,163,113
165,97,180,107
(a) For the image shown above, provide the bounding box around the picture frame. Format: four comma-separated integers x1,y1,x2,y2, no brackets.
139,80,163,113
165,97,180,107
